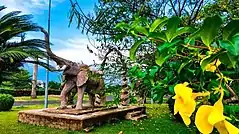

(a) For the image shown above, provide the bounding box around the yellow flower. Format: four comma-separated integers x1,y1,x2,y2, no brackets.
195,89,239,134
205,59,221,72
173,82,210,126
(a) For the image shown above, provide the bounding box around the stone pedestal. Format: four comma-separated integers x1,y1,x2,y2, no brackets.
18,106,146,131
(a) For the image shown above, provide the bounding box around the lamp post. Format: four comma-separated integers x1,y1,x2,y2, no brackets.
44,0,52,108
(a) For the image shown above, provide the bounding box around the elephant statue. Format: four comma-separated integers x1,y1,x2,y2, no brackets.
41,28,105,110
57,63,106,110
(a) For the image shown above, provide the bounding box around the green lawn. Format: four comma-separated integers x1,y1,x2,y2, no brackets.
14,95,60,101
0,104,197,134
14,95,89,101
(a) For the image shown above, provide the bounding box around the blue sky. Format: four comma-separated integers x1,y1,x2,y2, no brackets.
0,0,100,82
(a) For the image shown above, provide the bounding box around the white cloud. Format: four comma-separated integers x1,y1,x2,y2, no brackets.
52,37,101,65
0,0,64,14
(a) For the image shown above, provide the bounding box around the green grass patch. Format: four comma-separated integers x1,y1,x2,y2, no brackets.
14,95,60,101
0,104,196,134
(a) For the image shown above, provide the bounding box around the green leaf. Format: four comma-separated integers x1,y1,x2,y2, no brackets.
200,53,221,71
171,27,194,40
165,17,181,42
114,34,125,42
137,71,146,79
151,84,165,103
219,34,239,56
134,26,149,36
155,50,170,66
149,17,168,32
157,40,180,52
115,22,130,30
149,66,159,78
148,32,167,42
199,15,222,47
219,52,237,68
168,85,175,95
129,39,145,60
223,20,239,40
186,29,200,44
178,61,191,74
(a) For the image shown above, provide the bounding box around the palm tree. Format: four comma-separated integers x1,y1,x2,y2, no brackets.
0,6,52,91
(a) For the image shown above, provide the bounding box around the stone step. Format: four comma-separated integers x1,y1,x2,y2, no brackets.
131,114,147,121
125,111,142,119
126,114,147,121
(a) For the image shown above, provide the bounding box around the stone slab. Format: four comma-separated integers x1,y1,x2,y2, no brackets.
42,106,118,115
18,106,146,131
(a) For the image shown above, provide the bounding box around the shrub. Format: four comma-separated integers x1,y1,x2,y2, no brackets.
0,94,15,111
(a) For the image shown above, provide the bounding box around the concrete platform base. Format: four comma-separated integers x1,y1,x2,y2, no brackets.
18,105,146,131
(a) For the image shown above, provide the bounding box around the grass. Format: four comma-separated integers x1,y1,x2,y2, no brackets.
0,104,197,134
14,95,60,101
14,95,89,101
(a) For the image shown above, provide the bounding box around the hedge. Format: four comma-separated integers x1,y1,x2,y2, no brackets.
0,94,14,111
0,89,61,97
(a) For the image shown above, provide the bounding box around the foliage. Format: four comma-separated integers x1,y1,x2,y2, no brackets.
0,94,14,111
68,0,239,105
0,68,32,89
48,81,61,90
68,0,208,89
104,85,121,106
0,6,54,85
116,13,239,133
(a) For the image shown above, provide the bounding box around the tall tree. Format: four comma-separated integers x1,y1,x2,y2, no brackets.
31,59,38,99
68,0,208,99
0,6,53,84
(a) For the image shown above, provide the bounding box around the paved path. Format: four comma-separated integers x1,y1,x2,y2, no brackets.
14,96,113,106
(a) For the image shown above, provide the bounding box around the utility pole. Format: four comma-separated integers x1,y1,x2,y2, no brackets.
44,0,52,108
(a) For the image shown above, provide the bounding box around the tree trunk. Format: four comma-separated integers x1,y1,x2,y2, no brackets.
120,62,129,106
31,59,38,99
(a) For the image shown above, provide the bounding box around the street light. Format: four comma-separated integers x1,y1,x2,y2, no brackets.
44,0,52,108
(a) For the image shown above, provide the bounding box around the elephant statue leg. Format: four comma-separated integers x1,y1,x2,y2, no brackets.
58,80,75,109
88,92,95,110
75,70,88,110
75,86,85,110
98,93,106,105
67,87,77,105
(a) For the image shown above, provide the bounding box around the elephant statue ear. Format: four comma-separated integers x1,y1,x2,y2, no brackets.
76,70,89,87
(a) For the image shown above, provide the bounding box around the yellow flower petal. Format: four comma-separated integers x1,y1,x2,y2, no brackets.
216,60,221,67
179,99,196,116
214,88,224,113
208,107,225,125
224,120,239,134
174,82,192,104
195,105,214,134
179,112,191,126
205,59,221,72
173,96,182,115
214,121,228,134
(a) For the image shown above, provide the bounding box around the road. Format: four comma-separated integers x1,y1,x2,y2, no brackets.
14,96,113,106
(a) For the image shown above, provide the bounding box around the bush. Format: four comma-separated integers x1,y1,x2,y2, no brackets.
0,94,14,111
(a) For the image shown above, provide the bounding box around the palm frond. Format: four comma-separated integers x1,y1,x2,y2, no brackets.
22,60,56,71
0,6,6,12
0,49,29,61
